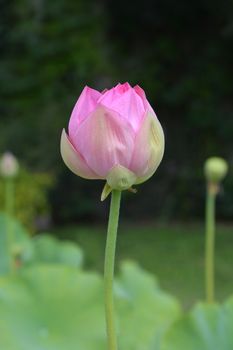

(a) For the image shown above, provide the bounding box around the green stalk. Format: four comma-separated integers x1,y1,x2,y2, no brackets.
205,183,216,303
5,178,15,273
104,190,121,350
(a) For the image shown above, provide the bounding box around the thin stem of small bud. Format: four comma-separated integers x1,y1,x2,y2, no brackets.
205,182,216,303
5,178,15,273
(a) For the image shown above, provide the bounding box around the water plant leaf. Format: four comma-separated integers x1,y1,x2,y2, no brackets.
0,213,33,274
0,265,105,350
0,261,181,350
0,214,83,273
31,234,84,268
116,261,181,350
162,297,233,350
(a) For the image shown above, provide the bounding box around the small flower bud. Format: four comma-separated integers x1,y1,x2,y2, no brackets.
204,157,228,183
0,152,19,178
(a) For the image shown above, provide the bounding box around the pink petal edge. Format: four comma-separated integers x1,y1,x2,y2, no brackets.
129,110,165,183
68,86,101,136
98,87,145,132
60,129,100,179
71,104,135,177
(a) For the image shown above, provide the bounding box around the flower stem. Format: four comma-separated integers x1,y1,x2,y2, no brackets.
104,190,121,350
5,178,15,273
205,183,216,303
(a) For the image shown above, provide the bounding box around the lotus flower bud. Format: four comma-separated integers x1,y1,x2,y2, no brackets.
204,157,228,183
0,152,19,178
61,83,165,193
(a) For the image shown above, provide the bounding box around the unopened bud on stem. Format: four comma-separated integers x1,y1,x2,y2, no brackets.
204,157,228,184
0,152,19,178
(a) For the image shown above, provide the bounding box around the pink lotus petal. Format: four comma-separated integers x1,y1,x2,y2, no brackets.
134,85,147,108
133,85,145,99
68,86,101,137
71,105,135,177
129,111,165,184
134,85,155,112
62,83,165,187
98,87,120,106
60,129,100,179
114,82,131,93
98,83,131,106
101,88,108,94
99,87,145,132
112,88,145,132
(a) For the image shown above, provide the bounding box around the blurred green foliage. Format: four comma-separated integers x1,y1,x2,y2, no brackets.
0,213,33,274
0,213,83,274
0,168,53,231
31,233,83,267
1,214,233,349
0,0,233,222
0,213,181,349
0,0,109,168
162,298,233,349
56,223,233,307
0,262,181,350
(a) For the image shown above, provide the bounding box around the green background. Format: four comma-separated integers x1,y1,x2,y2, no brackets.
0,0,233,223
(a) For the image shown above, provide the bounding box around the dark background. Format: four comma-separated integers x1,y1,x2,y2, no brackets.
1,0,233,224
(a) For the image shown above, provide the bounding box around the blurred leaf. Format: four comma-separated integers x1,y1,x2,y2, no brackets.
0,213,84,273
116,261,181,350
0,261,181,349
162,297,233,350
0,213,33,275
31,234,84,268
0,265,105,350
0,168,54,232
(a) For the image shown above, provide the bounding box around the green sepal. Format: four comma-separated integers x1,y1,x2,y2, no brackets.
101,182,112,201
106,165,137,191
